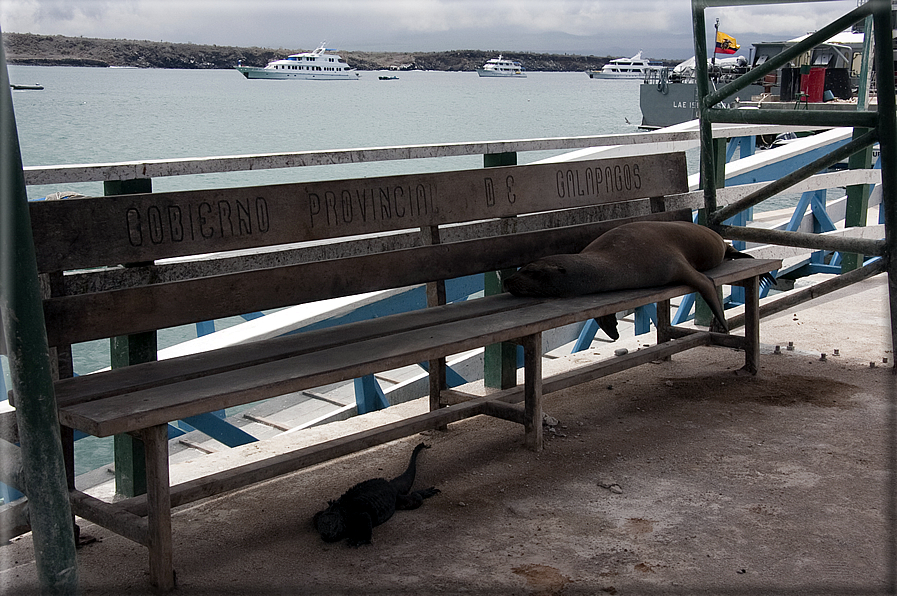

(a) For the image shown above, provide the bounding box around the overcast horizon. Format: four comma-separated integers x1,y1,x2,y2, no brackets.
1,0,862,61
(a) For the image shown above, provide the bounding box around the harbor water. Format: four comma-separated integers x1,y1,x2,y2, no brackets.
9,65,645,198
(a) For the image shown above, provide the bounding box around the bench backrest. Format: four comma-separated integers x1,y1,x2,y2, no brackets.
31,152,689,348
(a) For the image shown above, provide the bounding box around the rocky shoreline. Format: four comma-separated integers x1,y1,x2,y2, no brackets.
2,32,681,72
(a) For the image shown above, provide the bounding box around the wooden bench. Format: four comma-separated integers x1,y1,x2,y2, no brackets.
23,151,778,589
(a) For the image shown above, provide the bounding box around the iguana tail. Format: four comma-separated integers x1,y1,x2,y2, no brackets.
390,442,430,495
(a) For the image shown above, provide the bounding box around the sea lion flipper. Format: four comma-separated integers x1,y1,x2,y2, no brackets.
686,270,729,333
595,314,620,341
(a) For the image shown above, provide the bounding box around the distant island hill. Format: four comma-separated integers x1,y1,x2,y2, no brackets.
1,32,681,72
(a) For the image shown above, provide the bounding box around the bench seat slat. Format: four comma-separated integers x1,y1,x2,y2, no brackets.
58,259,779,437
53,294,534,407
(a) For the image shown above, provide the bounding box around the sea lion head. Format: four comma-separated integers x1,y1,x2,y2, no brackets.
313,501,348,542
504,255,586,297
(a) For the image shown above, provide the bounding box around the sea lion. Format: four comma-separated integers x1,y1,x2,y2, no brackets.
504,220,741,334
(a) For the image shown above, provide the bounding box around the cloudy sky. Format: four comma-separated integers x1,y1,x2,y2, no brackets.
0,0,861,59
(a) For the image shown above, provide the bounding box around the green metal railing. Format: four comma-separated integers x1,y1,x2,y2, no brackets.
693,5,896,589
691,0,897,372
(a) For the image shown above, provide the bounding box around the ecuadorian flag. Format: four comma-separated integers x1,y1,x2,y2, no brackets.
715,31,740,54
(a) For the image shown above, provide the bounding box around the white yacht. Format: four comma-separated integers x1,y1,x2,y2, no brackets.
587,51,660,80
477,55,526,78
236,43,360,80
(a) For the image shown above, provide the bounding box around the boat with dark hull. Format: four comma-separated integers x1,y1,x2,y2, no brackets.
640,56,763,129
639,23,875,129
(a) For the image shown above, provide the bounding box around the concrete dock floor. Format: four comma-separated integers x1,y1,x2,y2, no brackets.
1,273,895,595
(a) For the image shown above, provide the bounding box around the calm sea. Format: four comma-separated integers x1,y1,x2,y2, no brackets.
9,65,648,199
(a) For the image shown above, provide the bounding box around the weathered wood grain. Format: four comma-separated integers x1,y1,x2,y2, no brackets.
28,150,785,593
69,490,148,546
113,330,716,516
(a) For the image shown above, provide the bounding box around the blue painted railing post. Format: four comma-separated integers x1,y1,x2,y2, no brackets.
354,375,390,414
809,189,838,268
572,319,599,353
195,320,216,337
726,135,756,163
0,481,23,504
634,304,657,335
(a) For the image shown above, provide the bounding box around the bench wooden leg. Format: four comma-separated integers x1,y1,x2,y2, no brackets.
142,424,174,591
742,276,760,375
428,357,448,431
521,333,543,452
655,299,672,343
655,299,673,362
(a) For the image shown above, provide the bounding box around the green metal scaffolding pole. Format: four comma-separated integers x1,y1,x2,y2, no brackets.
0,28,80,594
871,0,897,376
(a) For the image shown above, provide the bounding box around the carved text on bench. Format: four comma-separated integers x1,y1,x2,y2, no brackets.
30,153,686,272
126,197,271,246
308,183,436,228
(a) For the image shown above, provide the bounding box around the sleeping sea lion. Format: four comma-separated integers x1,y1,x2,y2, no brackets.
504,220,743,335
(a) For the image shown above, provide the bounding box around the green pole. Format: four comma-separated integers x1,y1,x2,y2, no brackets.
483,152,518,389
695,137,727,327
692,1,718,216
871,0,897,376
0,29,80,594
843,15,876,273
104,178,155,498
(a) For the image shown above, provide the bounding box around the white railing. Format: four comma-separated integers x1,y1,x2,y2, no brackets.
22,122,821,186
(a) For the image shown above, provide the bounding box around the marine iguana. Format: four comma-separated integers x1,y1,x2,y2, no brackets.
313,442,440,546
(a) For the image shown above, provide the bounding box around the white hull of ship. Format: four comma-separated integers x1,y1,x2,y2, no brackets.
476,69,526,78
236,67,359,80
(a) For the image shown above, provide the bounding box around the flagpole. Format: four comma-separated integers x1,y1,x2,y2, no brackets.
712,18,719,68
